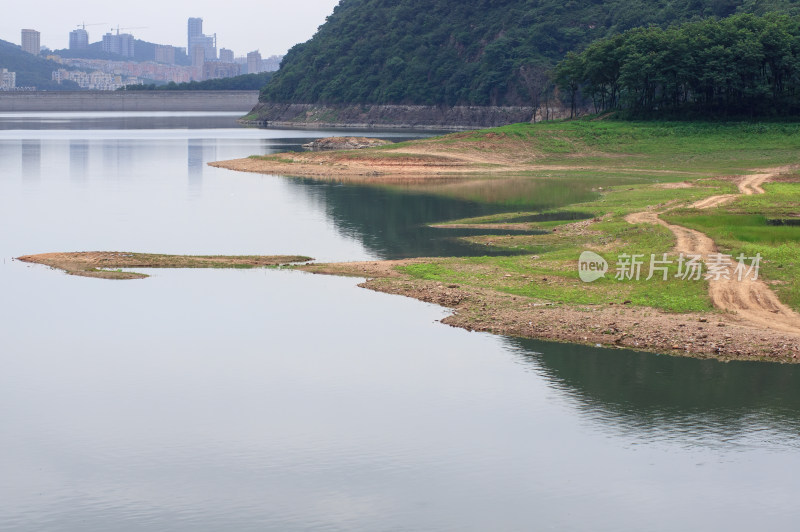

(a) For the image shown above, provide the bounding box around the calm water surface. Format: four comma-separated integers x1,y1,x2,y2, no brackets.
1,113,799,531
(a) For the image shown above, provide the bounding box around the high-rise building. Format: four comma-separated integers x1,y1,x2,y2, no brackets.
188,17,203,53
102,32,135,57
188,17,217,62
155,45,176,64
192,46,206,69
204,61,240,80
197,35,216,60
247,50,262,74
21,29,40,55
219,48,234,63
69,28,89,50
0,69,16,90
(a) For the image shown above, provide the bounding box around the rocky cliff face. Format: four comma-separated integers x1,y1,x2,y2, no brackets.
244,102,570,130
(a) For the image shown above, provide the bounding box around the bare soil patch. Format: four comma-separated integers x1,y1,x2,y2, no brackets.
17,252,312,280
656,181,694,189
302,137,393,151
296,260,800,362
626,167,800,335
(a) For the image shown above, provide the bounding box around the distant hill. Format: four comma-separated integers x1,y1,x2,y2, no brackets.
261,0,800,107
0,38,78,89
53,39,191,66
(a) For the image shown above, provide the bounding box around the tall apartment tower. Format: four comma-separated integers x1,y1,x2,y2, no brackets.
192,46,206,68
69,28,89,50
219,48,234,63
155,45,176,64
21,29,41,55
101,32,135,57
247,50,262,74
188,17,203,53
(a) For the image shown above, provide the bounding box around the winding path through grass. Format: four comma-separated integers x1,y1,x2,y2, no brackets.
626,167,800,335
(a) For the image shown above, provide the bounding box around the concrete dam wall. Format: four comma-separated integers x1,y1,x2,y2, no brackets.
0,91,260,112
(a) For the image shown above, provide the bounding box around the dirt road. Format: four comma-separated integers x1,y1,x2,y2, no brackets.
627,167,800,335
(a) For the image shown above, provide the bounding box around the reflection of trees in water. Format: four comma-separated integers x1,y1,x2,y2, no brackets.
503,336,800,446
282,177,595,259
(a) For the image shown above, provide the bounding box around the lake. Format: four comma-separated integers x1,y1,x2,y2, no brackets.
1,112,799,531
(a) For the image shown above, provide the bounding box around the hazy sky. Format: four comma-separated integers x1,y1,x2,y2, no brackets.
0,0,340,57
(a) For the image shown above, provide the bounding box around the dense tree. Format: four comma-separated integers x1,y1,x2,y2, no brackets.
260,0,800,107
556,13,800,116
122,72,274,91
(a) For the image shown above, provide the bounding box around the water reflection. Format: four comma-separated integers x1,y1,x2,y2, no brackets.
281,176,602,258
1,114,800,531
69,140,89,182
505,336,800,448
188,138,216,191
21,139,40,181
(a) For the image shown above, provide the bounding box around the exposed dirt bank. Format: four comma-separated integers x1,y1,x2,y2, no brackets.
209,132,604,180
626,167,800,335
17,252,312,280
301,261,800,363
302,137,393,151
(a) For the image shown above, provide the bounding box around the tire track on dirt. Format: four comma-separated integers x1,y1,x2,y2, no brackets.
626,167,800,335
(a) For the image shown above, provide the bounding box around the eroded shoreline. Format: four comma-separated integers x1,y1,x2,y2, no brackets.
18,251,800,362
299,260,800,363
17,252,312,280
20,123,800,363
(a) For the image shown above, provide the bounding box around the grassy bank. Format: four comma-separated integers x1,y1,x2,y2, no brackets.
214,119,800,181
288,119,800,360
28,120,800,361
664,175,800,309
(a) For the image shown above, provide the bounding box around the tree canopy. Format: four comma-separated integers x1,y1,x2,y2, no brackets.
555,13,800,117
260,0,800,107
122,72,273,91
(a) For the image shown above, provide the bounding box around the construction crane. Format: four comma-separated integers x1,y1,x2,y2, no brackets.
76,22,106,30
111,26,148,36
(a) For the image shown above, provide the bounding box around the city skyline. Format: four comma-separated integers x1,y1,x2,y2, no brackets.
0,0,339,57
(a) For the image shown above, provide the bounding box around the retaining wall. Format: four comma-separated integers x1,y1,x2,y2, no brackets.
0,91,260,112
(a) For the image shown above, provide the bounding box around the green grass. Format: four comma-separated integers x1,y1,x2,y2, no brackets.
249,155,296,164
431,119,800,175
392,122,800,314
664,178,800,310
250,119,799,316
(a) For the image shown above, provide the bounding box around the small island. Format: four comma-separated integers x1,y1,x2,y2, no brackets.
17,252,313,279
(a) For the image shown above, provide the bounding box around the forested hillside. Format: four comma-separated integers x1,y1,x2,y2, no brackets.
260,0,800,107
556,13,800,117
0,39,78,89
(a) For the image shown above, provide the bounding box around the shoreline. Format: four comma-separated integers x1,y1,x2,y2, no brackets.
299,260,800,363
16,252,313,280
240,102,567,130
18,251,800,363
22,121,800,363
